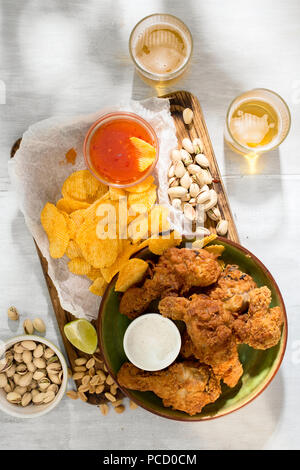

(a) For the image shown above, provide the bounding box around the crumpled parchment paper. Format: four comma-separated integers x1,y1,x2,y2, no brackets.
8,97,179,320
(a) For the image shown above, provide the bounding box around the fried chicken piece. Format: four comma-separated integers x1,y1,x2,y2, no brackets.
233,286,284,349
117,361,221,416
208,265,257,314
159,294,243,387
180,332,243,388
120,248,221,319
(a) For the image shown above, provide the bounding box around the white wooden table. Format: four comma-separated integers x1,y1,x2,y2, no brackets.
0,0,299,450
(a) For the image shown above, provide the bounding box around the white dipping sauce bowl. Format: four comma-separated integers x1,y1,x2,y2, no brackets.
0,335,68,419
123,313,181,371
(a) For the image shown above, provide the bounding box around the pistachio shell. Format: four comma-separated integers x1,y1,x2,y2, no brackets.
21,392,32,407
33,344,44,358
171,198,182,210
48,373,61,385
182,138,194,154
187,164,202,175
48,384,59,394
27,362,37,373
33,370,46,381
195,153,210,168
6,392,21,404
203,190,218,211
13,353,23,363
195,226,211,237
207,206,221,221
21,341,36,351
0,373,8,388
33,318,46,333
33,357,46,369
180,172,192,189
216,219,229,236
23,319,34,335
193,138,204,154
22,350,32,364
180,149,193,166
168,177,179,188
168,186,188,199
6,364,16,378
14,344,25,354
189,183,200,198
183,204,196,221
16,363,27,375
44,348,55,359
14,385,27,395
171,149,181,162
32,392,46,404
168,165,175,178
18,372,33,388
43,390,55,404
46,362,61,372
202,169,213,185
7,306,19,321
183,108,193,125
174,160,186,178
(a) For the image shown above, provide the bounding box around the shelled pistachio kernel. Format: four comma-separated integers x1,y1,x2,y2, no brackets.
7,306,19,321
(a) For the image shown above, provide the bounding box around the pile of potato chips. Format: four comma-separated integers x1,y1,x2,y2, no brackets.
41,170,181,297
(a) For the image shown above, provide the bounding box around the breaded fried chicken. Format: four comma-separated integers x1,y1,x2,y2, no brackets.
159,294,243,387
233,286,284,349
117,361,221,416
208,265,257,314
120,248,221,319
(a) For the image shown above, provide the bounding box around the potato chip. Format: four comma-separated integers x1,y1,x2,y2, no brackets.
109,187,126,201
61,212,77,239
127,212,149,243
66,240,82,259
76,218,119,268
128,184,156,214
129,137,156,172
148,231,182,255
56,197,90,214
149,205,170,236
115,258,148,292
68,257,91,276
89,277,108,296
87,267,103,281
100,240,140,283
204,244,225,257
69,209,86,228
62,170,106,203
41,203,69,258
192,234,217,249
125,176,154,194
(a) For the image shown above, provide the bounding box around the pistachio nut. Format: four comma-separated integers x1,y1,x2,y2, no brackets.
183,108,193,125
23,319,34,335
7,306,19,321
22,350,32,364
21,341,36,351
6,392,22,404
182,138,194,154
21,392,32,407
171,149,181,162
33,344,44,358
216,219,229,236
193,137,204,154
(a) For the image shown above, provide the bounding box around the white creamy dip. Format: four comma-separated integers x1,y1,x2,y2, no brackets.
123,313,181,371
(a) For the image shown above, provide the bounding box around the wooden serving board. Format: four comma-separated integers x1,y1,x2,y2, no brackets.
10,90,239,405
162,91,239,243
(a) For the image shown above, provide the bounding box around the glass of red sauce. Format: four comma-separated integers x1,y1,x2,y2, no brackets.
84,112,159,188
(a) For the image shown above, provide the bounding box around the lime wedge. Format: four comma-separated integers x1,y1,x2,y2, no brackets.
64,319,98,354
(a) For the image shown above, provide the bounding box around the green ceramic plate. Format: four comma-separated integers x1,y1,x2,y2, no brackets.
98,237,287,421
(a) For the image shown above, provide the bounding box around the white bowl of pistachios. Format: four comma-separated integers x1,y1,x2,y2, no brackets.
0,335,68,418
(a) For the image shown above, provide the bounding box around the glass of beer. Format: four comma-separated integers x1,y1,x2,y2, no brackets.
224,88,291,155
129,14,193,87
